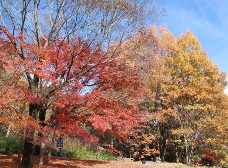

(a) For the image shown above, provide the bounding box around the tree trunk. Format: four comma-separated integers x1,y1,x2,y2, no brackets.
22,137,34,168
22,103,39,168
184,138,189,164
189,140,195,164
39,142,45,165
174,142,180,163
47,147,52,164
159,124,168,162
33,143,40,156
47,136,55,164
6,124,11,137
34,106,46,156
18,130,24,162
38,107,47,164
110,134,114,148
159,140,166,162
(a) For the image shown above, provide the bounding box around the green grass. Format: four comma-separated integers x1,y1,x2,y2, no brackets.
0,136,20,155
0,135,116,161
54,138,117,161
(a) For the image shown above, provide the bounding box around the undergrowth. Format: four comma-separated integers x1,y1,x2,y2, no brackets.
0,136,20,155
52,137,116,161
0,135,116,161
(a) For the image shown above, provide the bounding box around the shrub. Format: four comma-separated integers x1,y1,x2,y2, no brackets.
0,136,20,155
51,137,117,160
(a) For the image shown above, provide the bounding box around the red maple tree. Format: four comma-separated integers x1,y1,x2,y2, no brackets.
0,27,143,166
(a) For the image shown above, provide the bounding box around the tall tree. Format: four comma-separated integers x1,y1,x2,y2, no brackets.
119,26,175,161
162,30,227,163
0,1,164,167
119,26,228,164
0,36,29,134
0,31,144,166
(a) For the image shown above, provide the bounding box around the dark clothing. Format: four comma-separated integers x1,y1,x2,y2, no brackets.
57,148,62,157
57,138,63,148
57,137,63,157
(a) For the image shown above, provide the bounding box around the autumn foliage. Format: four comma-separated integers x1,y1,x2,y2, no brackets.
0,27,144,166
0,1,163,167
0,18,228,168
119,26,228,165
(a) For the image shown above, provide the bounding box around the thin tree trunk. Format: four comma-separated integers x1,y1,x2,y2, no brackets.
175,142,180,163
6,124,11,137
38,107,46,164
39,142,45,165
184,138,189,164
47,147,52,164
18,130,24,162
159,124,168,162
189,140,195,164
159,139,166,162
47,136,55,164
110,134,114,148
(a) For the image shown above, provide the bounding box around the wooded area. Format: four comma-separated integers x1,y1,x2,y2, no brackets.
0,1,227,168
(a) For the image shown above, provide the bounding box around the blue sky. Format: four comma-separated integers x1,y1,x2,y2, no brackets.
157,0,228,94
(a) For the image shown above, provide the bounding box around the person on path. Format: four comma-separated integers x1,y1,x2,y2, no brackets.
57,136,63,157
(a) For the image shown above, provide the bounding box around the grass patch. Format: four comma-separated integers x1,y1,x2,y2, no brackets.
54,138,117,161
0,136,20,155
0,135,116,161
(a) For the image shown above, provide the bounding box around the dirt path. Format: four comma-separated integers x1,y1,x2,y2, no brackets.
0,154,202,168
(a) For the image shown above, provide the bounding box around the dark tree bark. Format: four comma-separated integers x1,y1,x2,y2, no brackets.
22,103,39,168
22,137,34,168
38,107,47,165
33,106,46,156
159,124,168,162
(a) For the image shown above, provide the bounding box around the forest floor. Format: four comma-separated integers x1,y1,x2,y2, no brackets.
0,154,206,168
